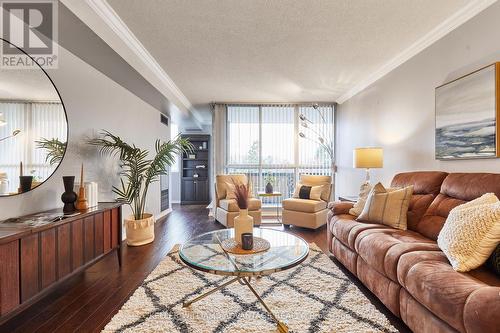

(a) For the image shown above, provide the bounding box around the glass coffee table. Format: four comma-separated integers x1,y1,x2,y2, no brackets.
179,228,309,333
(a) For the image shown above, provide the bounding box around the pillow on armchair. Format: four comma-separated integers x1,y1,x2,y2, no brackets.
292,184,323,201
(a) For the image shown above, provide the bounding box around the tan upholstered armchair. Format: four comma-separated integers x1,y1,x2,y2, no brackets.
215,174,262,228
282,175,332,229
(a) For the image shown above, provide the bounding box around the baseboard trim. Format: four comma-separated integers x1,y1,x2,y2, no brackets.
156,208,172,221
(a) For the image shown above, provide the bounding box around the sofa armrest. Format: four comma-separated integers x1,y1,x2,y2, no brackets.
327,201,354,215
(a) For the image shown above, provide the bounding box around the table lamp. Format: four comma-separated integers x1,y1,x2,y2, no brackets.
353,147,383,183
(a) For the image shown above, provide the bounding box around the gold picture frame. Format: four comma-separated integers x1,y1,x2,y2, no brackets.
435,62,500,160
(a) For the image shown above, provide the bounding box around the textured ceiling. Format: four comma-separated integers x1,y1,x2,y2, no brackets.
107,0,472,109
0,68,59,101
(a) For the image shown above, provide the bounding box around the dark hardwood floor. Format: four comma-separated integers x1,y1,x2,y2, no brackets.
0,204,408,332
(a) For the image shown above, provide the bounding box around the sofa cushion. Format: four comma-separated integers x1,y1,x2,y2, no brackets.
398,250,500,333
417,173,500,240
391,171,448,196
355,228,438,282
417,194,466,240
390,171,448,231
329,215,389,251
219,198,261,212
397,250,449,288
441,173,500,201
282,198,326,213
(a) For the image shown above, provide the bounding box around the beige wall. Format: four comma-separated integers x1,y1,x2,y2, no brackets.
336,2,500,197
0,46,169,221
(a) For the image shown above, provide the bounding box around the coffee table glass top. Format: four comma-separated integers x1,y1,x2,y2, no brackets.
179,228,309,276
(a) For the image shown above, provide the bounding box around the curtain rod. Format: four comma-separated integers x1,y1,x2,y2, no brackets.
212,101,336,106
0,99,61,104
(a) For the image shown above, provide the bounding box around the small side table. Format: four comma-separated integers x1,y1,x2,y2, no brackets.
338,195,358,203
258,192,282,223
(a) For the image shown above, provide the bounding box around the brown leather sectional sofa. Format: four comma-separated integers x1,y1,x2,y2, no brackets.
327,172,500,333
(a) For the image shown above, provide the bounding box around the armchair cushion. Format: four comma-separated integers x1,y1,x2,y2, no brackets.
282,198,327,213
219,198,261,212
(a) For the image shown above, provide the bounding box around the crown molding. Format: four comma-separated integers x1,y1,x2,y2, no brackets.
85,0,194,113
336,0,498,104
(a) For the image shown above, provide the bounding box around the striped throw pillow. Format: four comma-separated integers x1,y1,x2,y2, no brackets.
357,182,413,230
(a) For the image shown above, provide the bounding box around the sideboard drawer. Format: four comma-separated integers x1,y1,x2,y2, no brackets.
40,229,57,289
0,240,19,315
20,234,39,302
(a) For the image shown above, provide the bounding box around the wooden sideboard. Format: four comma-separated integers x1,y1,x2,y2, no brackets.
0,202,122,322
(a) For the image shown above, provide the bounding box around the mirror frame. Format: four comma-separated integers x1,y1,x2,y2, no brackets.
0,37,69,197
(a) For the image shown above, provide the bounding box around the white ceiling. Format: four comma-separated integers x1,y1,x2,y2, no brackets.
104,0,477,110
0,67,60,101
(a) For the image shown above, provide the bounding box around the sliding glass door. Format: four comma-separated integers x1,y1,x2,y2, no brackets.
226,104,335,207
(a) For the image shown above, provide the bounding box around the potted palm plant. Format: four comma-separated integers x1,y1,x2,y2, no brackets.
89,130,192,246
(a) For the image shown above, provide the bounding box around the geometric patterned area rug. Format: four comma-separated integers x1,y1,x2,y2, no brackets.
103,244,398,333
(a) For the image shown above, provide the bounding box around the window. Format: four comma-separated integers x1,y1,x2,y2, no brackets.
226,104,334,206
0,102,66,193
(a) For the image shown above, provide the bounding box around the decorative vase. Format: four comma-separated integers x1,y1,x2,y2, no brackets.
61,176,77,213
75,164,89,211
265,182,273,194
125,213,155,246
19,176,33,193
234,209,254,245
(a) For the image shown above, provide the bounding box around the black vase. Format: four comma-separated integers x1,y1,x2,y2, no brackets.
61,176,77,214
19,176,33,193
265,182,273,194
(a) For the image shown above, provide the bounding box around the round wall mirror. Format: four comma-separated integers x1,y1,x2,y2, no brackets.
0,39,68,196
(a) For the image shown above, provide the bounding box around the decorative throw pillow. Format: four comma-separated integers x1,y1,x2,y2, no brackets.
349,182,372,217
437,194,500,272
292,184,323,201
357,182,413,230
225,181,255,199
486,244,500,276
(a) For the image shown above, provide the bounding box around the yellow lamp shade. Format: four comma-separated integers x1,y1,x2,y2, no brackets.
353,147,383,169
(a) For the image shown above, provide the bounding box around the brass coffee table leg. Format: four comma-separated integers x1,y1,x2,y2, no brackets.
240,277,288,333
183,277,240,307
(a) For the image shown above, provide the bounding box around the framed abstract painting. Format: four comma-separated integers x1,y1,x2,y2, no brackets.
435,63,500,160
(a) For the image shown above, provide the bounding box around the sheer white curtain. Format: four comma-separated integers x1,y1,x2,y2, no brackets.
210,103,227,215
0,102,66,192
